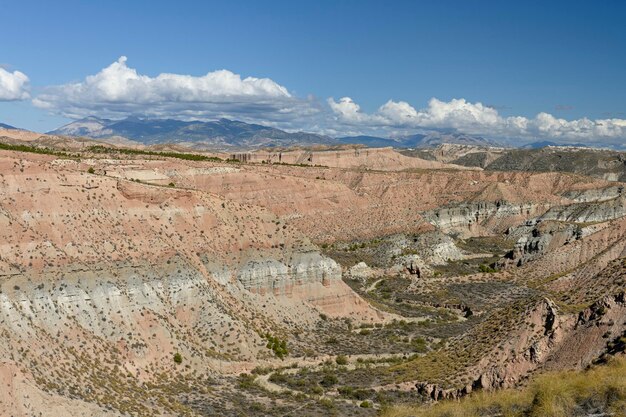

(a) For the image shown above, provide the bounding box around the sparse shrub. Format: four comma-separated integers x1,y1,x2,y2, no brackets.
173,352,182,364
237,373,257,389
268,371,288,384
251,366,273,375
319,372,338,387
335,355,348,365
265,334,288,359
318,397,335,409
326,336,339,344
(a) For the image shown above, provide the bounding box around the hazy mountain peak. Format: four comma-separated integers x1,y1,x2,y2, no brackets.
49,117,335,150
0,122,18,130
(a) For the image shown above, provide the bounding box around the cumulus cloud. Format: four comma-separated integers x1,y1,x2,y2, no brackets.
327,97,368,123
28,56,626,144
0,67,30,101
328,96,626,144
33,56,318,122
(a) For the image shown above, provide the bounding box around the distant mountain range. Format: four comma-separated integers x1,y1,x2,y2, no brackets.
0,116,606,150
522,140,594,149
338,132,499,148
47,116,501,150
0,122,17,130
48,116,335,150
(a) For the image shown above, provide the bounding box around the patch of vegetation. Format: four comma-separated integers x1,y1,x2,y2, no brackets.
88,145,223,162
271,161,329,168
265,334,288,359
382,356,626,417
237,373,259,389
389,296,539,387
335,355,349,365
0,141,76,158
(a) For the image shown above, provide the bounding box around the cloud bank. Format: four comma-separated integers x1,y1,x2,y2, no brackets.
0,67,30,101
33,56,318,123
29,57,626,145
328,97,626,144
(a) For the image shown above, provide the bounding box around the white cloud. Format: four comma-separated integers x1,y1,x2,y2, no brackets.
0,67,30,101
327,97,367,123
33,56,317,122
378,100,419,124
28,57,626,144
328,96,626,144
418,98,501,129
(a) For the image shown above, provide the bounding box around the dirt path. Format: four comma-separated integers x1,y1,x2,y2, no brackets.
366,278,384,292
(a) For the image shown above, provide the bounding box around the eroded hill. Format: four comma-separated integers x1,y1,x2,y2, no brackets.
0,139,624,416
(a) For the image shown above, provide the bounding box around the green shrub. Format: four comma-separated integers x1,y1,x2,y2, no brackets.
237,373,257,389
335,355,349,365
319,372,338,387
265,334,288,359
173,352,183,364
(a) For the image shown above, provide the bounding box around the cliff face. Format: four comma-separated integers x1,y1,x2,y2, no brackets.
416,281,626,401
469,291,626,393
562,185,623,203
539,194,626,223
422,201,550,237
237,252,340,295
499,221,583,267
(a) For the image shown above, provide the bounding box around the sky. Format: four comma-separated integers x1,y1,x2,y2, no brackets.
1,0,626,145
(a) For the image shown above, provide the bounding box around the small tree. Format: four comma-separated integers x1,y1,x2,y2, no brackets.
87,167,95,174
173,352,183,364
265,334,288,359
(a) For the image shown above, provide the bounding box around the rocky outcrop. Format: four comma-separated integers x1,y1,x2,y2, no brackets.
562,185,624,203
347,261,375,282
416,292,626,400
237,252,341,295
539,195,626,223
423,201,548,237
388,254,432,278
500,221,583,267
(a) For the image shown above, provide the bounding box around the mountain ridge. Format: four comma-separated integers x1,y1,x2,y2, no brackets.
0,122,17,130
43,116,625,151
49,116,335,150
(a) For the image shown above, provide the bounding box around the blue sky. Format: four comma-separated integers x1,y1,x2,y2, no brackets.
1,0,625,145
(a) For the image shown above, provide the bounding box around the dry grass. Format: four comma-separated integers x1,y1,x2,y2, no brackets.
381,356,626,417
